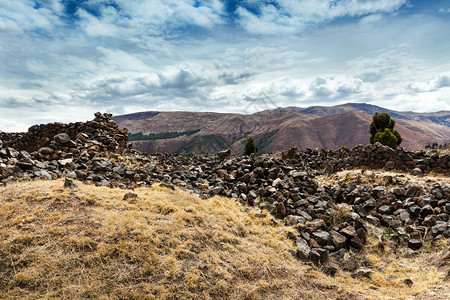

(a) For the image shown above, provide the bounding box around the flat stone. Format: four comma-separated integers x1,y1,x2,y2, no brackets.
366,215,381,227
352,267,373,279
408,239,423,250
410,168,422,176
306,219,326,232
312,230,330,246
34,170,51,180
322,262,339,276
378,205,393,214
54,133,71,144
340,226,357,239
330,230,347,250
296,210,312,221
295,238,311,260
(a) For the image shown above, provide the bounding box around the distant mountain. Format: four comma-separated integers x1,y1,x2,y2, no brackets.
269,103,450,126
113,103,450,155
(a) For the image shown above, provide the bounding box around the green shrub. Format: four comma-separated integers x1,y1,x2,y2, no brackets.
244,135,259,155
369,112,403,149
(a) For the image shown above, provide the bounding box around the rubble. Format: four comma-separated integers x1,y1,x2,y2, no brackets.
0,113,449,274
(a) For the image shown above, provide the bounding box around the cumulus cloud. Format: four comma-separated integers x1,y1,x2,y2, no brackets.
236,0,407,34
406,74,450,92
309,76,365,98
0,0,449,131
0,0,63,32
439,8,450,14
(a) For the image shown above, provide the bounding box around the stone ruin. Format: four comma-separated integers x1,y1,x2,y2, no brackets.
0,113,449,277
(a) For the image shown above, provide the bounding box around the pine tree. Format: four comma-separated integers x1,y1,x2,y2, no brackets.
369,112,403,149
244,135,259,155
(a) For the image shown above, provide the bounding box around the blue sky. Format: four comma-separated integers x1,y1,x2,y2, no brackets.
0,0,449,131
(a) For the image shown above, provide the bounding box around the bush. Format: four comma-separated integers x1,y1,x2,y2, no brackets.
244,135,259,155
369,112,403,149
374,129,398,149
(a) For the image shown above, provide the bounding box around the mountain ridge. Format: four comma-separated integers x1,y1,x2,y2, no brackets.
113,103,450,155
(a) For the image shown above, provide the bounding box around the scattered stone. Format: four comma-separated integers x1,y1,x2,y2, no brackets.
64,178,78,189
123,192,138,201
296,238,311,260
410,168,422,176
403,278,413,287
217,149,231,159
54,133,71,144
1,112,449,271
322,262,339,276
407,239,423,250
352,267,373,279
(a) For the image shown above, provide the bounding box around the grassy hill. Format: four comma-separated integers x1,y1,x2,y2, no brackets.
0,179,448,299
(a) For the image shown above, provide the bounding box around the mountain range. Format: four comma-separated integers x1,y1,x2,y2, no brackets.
113,103,449,155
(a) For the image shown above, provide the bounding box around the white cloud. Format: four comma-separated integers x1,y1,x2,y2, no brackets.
237,0,407,34
0,0,449,131
439,8,450,14
406,74,450,92
0,0,62,31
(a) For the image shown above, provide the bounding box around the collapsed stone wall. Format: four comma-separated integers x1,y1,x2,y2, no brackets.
283,143,450,176
1,116,449,275
0,112,128,154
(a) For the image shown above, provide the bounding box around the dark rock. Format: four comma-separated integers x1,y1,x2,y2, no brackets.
316,248,329,264
407,239,423,250
403,278,413,287
123,192,138,201
312,230,330,246
322,262,339,276
54,133,71,144
308,250,321,265
64,178,78,189
330,230,347,250
410,168,422,176
217,149,231,160
341,257,358,272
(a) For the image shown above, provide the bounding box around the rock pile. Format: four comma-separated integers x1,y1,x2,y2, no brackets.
0,113,128,182
282,143,450,176
0,112,127,154
1,114,449,274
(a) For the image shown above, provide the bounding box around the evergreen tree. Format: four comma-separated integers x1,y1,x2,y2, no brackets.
369,112,403,149
244,135,259,155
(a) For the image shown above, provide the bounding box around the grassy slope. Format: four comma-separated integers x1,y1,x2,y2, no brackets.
0,179,448,299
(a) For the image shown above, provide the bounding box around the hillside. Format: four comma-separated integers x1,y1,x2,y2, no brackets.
1,179,448,299
1,113,449,299
271,103,450,126
113,104,450,155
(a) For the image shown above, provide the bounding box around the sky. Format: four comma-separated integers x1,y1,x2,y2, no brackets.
0,0,449,132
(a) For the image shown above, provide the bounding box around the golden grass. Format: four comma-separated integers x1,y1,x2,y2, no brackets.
0,179,448,299
0,180,324,299
317,169,450,188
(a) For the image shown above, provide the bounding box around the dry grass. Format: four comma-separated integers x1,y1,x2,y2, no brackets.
0,180,331,299
317,169,450,188
0,179,448,299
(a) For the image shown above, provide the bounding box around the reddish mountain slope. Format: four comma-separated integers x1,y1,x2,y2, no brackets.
113,104,449,154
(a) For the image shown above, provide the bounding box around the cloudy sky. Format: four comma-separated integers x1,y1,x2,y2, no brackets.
1,0,449,131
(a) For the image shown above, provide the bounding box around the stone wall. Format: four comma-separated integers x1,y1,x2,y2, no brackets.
0,112,128,154
284,143,450,176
